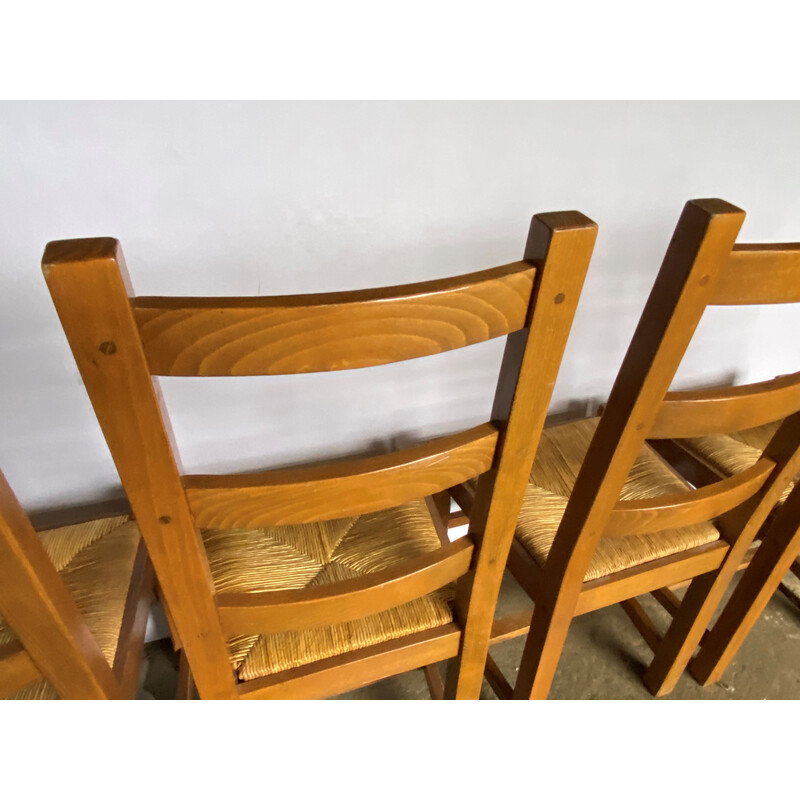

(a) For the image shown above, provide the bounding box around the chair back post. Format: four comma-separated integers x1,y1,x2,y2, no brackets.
42,239,239,699
0,469,118,699
513,199,746,698
445,211,598,698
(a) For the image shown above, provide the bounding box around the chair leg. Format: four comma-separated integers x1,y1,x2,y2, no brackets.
689,522,800,687
643,567,732,697
423,662,445,700
176,649,196,700
511,601,574,699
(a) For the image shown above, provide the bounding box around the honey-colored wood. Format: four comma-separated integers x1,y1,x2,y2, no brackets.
423,662,446,699
484,653,513,699
0,468,120,699
446,211,598,698
216,537,474,635
572,541,729,617
44,215,596,700
650,371,800,438
132,262,535,376
604,458,773,537
510,199,747,699
0,642,41,697
0,467,152,700
711,243,800,305
184,424,498,528
690,457,800,685
43,238,239,700
619,598,662,652
484,199,800,699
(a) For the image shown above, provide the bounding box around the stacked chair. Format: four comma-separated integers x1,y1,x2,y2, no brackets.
0,469,152,699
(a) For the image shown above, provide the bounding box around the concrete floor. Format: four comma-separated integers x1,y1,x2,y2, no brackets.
141,570,800,700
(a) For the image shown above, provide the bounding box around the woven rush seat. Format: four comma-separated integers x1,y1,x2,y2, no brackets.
201,498,454,683
1,516,141,700
676,421,795,506
517,417,720,581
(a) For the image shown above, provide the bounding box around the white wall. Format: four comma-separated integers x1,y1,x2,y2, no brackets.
2,101,800,511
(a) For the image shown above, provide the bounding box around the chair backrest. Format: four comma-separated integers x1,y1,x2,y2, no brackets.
0,468,121,699
539,199,800,615
43,214,598,699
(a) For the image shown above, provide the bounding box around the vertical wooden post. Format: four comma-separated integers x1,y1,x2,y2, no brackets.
43,239,238,699
444,212,598,699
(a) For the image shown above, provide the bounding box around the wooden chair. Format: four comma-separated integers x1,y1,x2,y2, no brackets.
0,470,152,699
41,213,597,699
655,372,800,686
454,198,800,699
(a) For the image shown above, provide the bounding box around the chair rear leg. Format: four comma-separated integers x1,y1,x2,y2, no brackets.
690,522,800,687
511,601,573,699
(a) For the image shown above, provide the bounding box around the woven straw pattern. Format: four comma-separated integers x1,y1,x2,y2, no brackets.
1,516,141,700
517,418,720,581
678,421,795,505
201,498,453,682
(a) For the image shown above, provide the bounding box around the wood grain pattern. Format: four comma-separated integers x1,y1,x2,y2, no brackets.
650,370,800,438
711,243,800,305
43,239,239,699
604,458,774,537
217,536,473,635
185,424,498,528
43,216,593,701
132,262,535,376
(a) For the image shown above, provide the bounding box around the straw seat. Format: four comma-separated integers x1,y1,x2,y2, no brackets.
517,418,720,581
677,421,795,505
1,516,142,700
201,498,454,682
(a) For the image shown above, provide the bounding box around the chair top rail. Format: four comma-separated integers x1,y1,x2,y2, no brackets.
131,261,536,375
711,243,800,305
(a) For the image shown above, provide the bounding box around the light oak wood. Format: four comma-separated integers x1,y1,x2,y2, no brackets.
132,262,535,376
185,424,498,528
0,468,120,699
712,243,800,305
0,642,41,697
43,238,239,700
483,200,800,699
0,467,152,699
446,211,598,698
650,371,800,438
44,215,596,700
604,458,773,537
217,537,474,635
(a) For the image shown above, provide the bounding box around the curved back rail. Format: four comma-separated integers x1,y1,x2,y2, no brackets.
604,458,774,538
217,537,474,636
650,371,800,439
132,262,535,376
184,424,498,528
